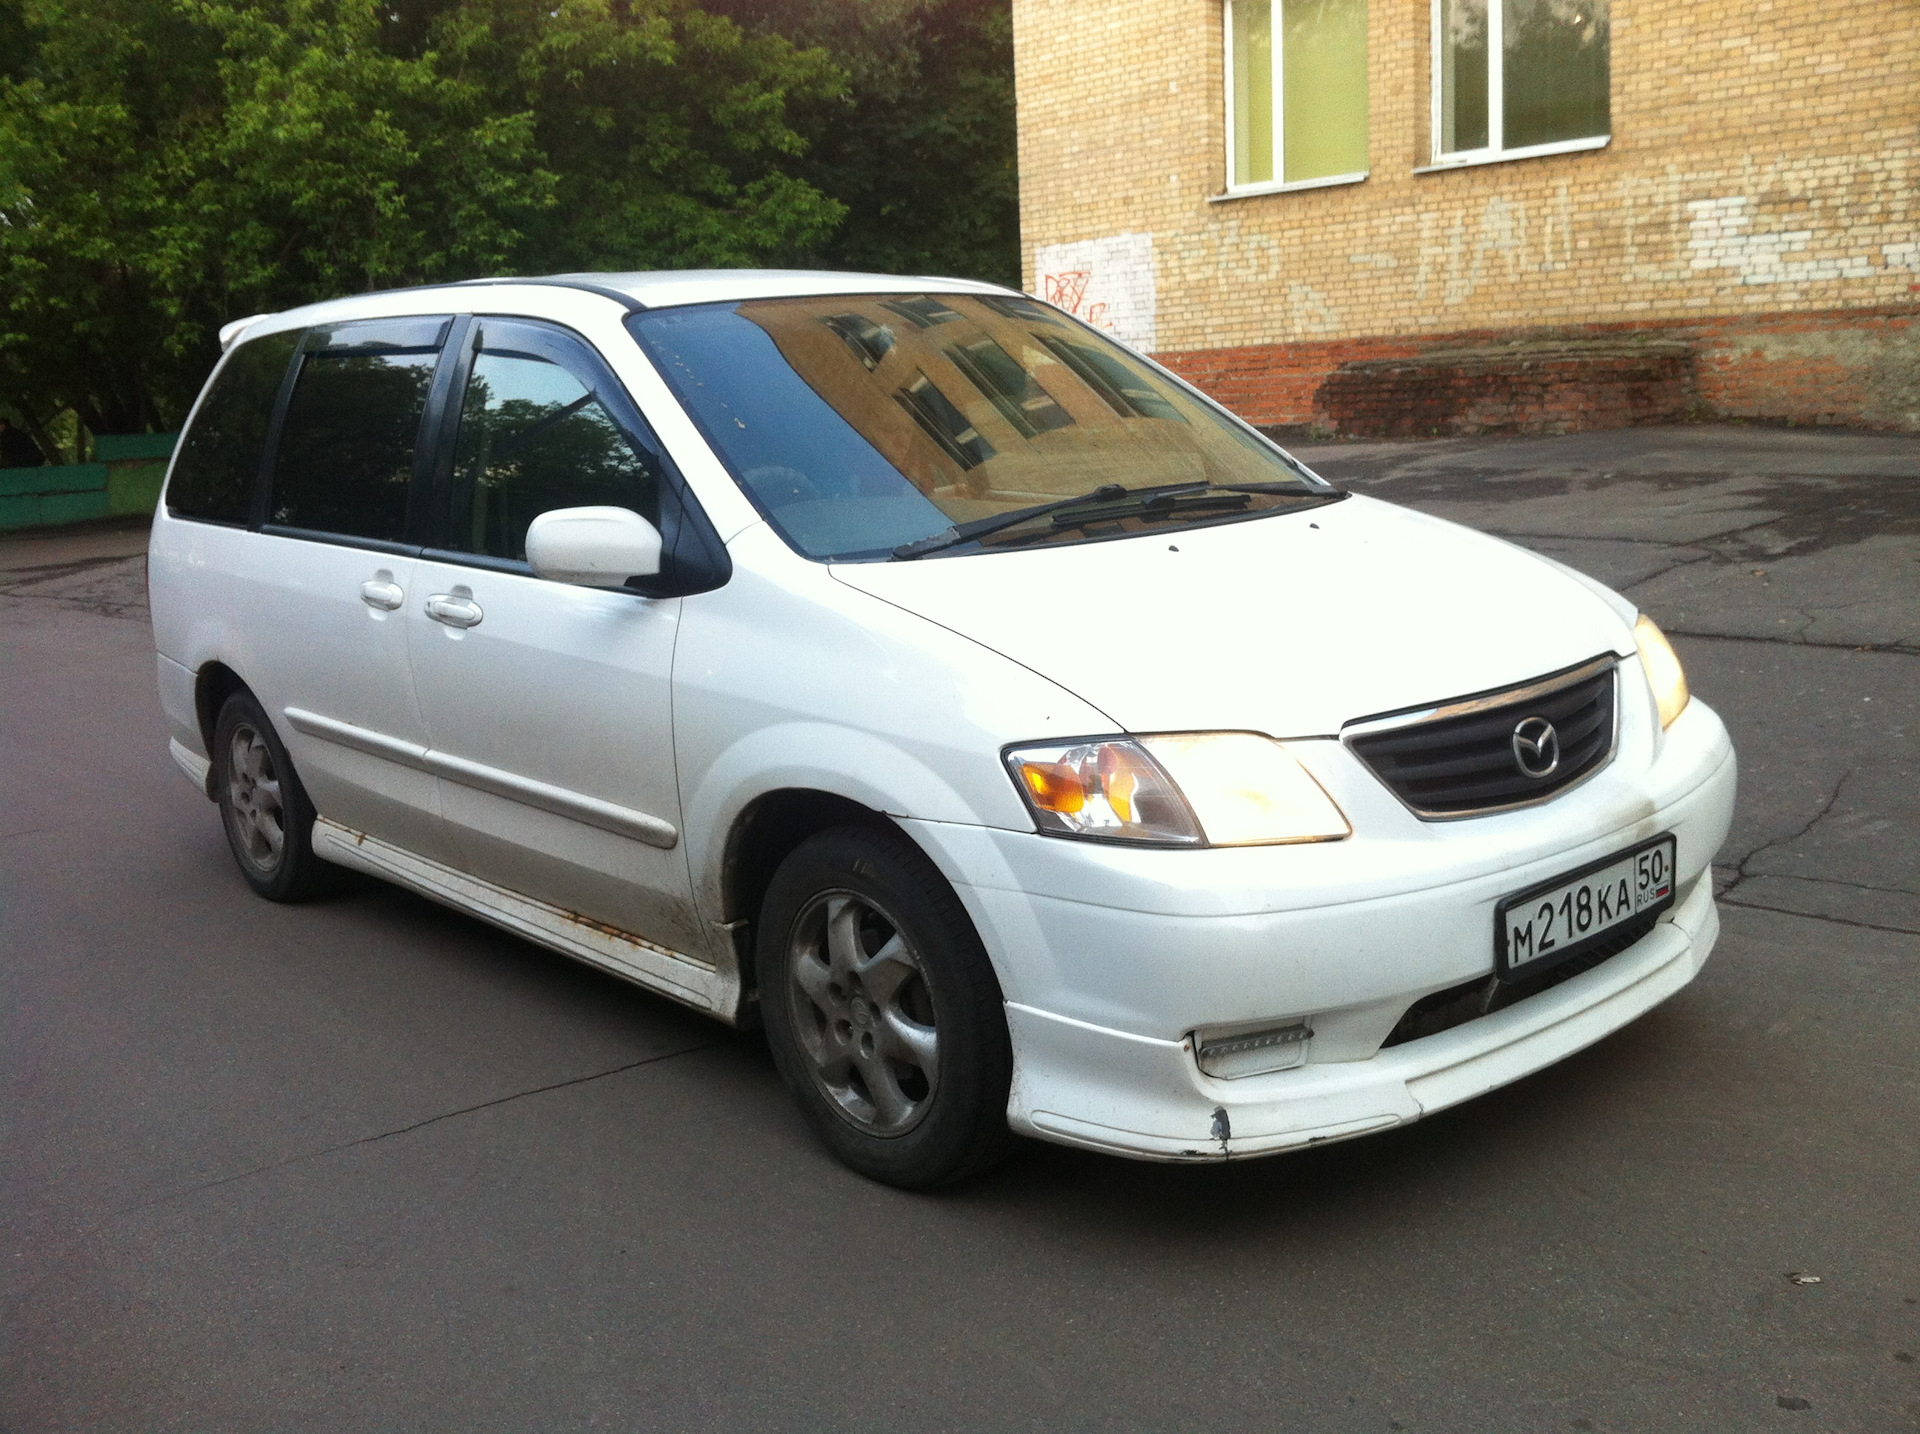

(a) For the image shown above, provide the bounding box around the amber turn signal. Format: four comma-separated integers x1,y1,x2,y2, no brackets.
1019,760,1087,814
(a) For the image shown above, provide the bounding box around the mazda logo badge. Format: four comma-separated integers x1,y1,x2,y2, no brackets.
1511,716,1560,779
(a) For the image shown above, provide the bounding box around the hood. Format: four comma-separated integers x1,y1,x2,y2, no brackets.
829,494,1635,736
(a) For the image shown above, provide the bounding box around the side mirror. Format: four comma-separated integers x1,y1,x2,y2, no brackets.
525,506,663,589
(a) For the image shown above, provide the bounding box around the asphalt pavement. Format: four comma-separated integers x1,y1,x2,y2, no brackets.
3,424,1917,1432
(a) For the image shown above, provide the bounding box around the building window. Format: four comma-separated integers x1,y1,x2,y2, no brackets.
1225,0,1369,194
1434,0,1609,164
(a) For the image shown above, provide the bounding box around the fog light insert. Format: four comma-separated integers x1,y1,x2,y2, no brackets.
1194,1021,1313,1080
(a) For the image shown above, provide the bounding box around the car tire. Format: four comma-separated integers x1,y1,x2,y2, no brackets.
212,690,339,902
757,825,1015,1189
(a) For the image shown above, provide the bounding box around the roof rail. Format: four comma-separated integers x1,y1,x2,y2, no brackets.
214,276,648,349
453,276,648,313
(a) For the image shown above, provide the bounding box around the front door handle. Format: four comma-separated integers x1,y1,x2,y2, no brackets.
425,589,484,629
360,577,404,611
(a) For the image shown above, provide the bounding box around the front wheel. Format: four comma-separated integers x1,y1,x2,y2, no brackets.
757,826,1014,1188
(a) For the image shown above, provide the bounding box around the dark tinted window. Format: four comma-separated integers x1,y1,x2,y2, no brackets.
269,346,437,542
167,330,299,524
449,343,662,562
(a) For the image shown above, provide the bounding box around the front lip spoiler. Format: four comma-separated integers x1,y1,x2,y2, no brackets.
1008,877,1719,1162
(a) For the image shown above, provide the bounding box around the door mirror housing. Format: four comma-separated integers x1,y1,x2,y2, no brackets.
525,506,663,588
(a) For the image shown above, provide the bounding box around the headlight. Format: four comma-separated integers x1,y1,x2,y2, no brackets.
1634,614,1691,728
1004,734,1351,846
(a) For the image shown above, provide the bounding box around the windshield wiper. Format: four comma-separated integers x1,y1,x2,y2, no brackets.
1044,488,1250,528
1210,480,1340,496
892,482,1208,559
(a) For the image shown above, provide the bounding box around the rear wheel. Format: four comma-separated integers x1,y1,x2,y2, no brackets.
757,825,1013,1188
212,690,338,901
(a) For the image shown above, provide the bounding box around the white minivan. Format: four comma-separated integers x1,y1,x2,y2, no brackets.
149,271,1736,1187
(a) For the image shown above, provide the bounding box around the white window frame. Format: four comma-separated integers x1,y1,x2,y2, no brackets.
1420,0,1610,173
1218,0,1369,201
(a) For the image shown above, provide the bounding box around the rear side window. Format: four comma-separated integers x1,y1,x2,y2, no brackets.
268,321,445,543
166,330,299,524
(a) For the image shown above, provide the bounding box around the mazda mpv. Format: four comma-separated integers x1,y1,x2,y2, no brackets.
149,271,1737,1187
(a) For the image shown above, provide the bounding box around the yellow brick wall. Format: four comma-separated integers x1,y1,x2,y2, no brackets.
1013,0,1920,356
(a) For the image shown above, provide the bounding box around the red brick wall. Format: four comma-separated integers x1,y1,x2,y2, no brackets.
1310,347,1695,439
1162,336,1427,433
1158,306,1920,435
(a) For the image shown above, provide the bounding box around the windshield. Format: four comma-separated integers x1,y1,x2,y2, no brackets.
628,294,1335,561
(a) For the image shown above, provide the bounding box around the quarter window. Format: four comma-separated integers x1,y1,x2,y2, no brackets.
449,336,661,562
166,330,299,525
1226,0,1370,192
1436,0,1609,162
269,328,442,543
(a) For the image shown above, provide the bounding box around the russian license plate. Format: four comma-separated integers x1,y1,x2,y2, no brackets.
1495,835,1677,980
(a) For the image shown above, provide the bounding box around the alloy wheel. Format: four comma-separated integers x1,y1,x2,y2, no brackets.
225,722,286,873
785,891,940,1137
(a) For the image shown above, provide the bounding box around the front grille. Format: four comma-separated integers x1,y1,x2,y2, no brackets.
1380,907,1662,1048
1346,658,1617,818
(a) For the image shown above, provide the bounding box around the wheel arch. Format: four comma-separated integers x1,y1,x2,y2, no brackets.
194,660,251,754
718,788,902,1005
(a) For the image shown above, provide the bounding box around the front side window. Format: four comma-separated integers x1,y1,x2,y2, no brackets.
1437,0,1609,161
268,321,445,543
1227,0,1369,191
448,327,662,562
630,294,1335,562
167,329,300,524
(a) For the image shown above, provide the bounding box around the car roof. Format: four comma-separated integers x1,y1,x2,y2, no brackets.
219,269,1019,349
559,269,1015,307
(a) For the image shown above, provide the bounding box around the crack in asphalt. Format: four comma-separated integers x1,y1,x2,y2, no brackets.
1447,508,1803,557
1618,547,1721,591
1469,532,1908,650
0,589,150,622
1794,593,1908,614
1471,527,1722,591
1713,870,1920,900
0,552,146,589
1716,771,1853,903
69,1040,723,1236
1473,512,1917,633
1715,896,1920,937
1711,853,1920,936
1474,528,1706,549
1661,628,1920,656
7,1041,729,1310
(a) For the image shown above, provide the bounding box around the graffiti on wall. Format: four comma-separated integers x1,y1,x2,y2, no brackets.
1180,153,1918,322
1034,232,1158,351
1412,184,1578,306
1619,155,1918,288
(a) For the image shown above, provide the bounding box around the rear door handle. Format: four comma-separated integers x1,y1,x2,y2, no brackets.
425,590,484,629
360,576,404,611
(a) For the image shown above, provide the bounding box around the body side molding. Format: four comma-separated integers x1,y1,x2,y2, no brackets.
285,706,679,849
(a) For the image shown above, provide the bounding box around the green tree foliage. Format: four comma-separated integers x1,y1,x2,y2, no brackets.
0,0,851,434
714,0,1018,287
425,0,848,273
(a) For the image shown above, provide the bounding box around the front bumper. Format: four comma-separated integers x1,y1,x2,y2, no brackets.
1002,876,1716,1160
901,693,1736,1162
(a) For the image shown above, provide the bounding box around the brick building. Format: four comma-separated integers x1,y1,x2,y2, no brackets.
1011,0,1919,435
